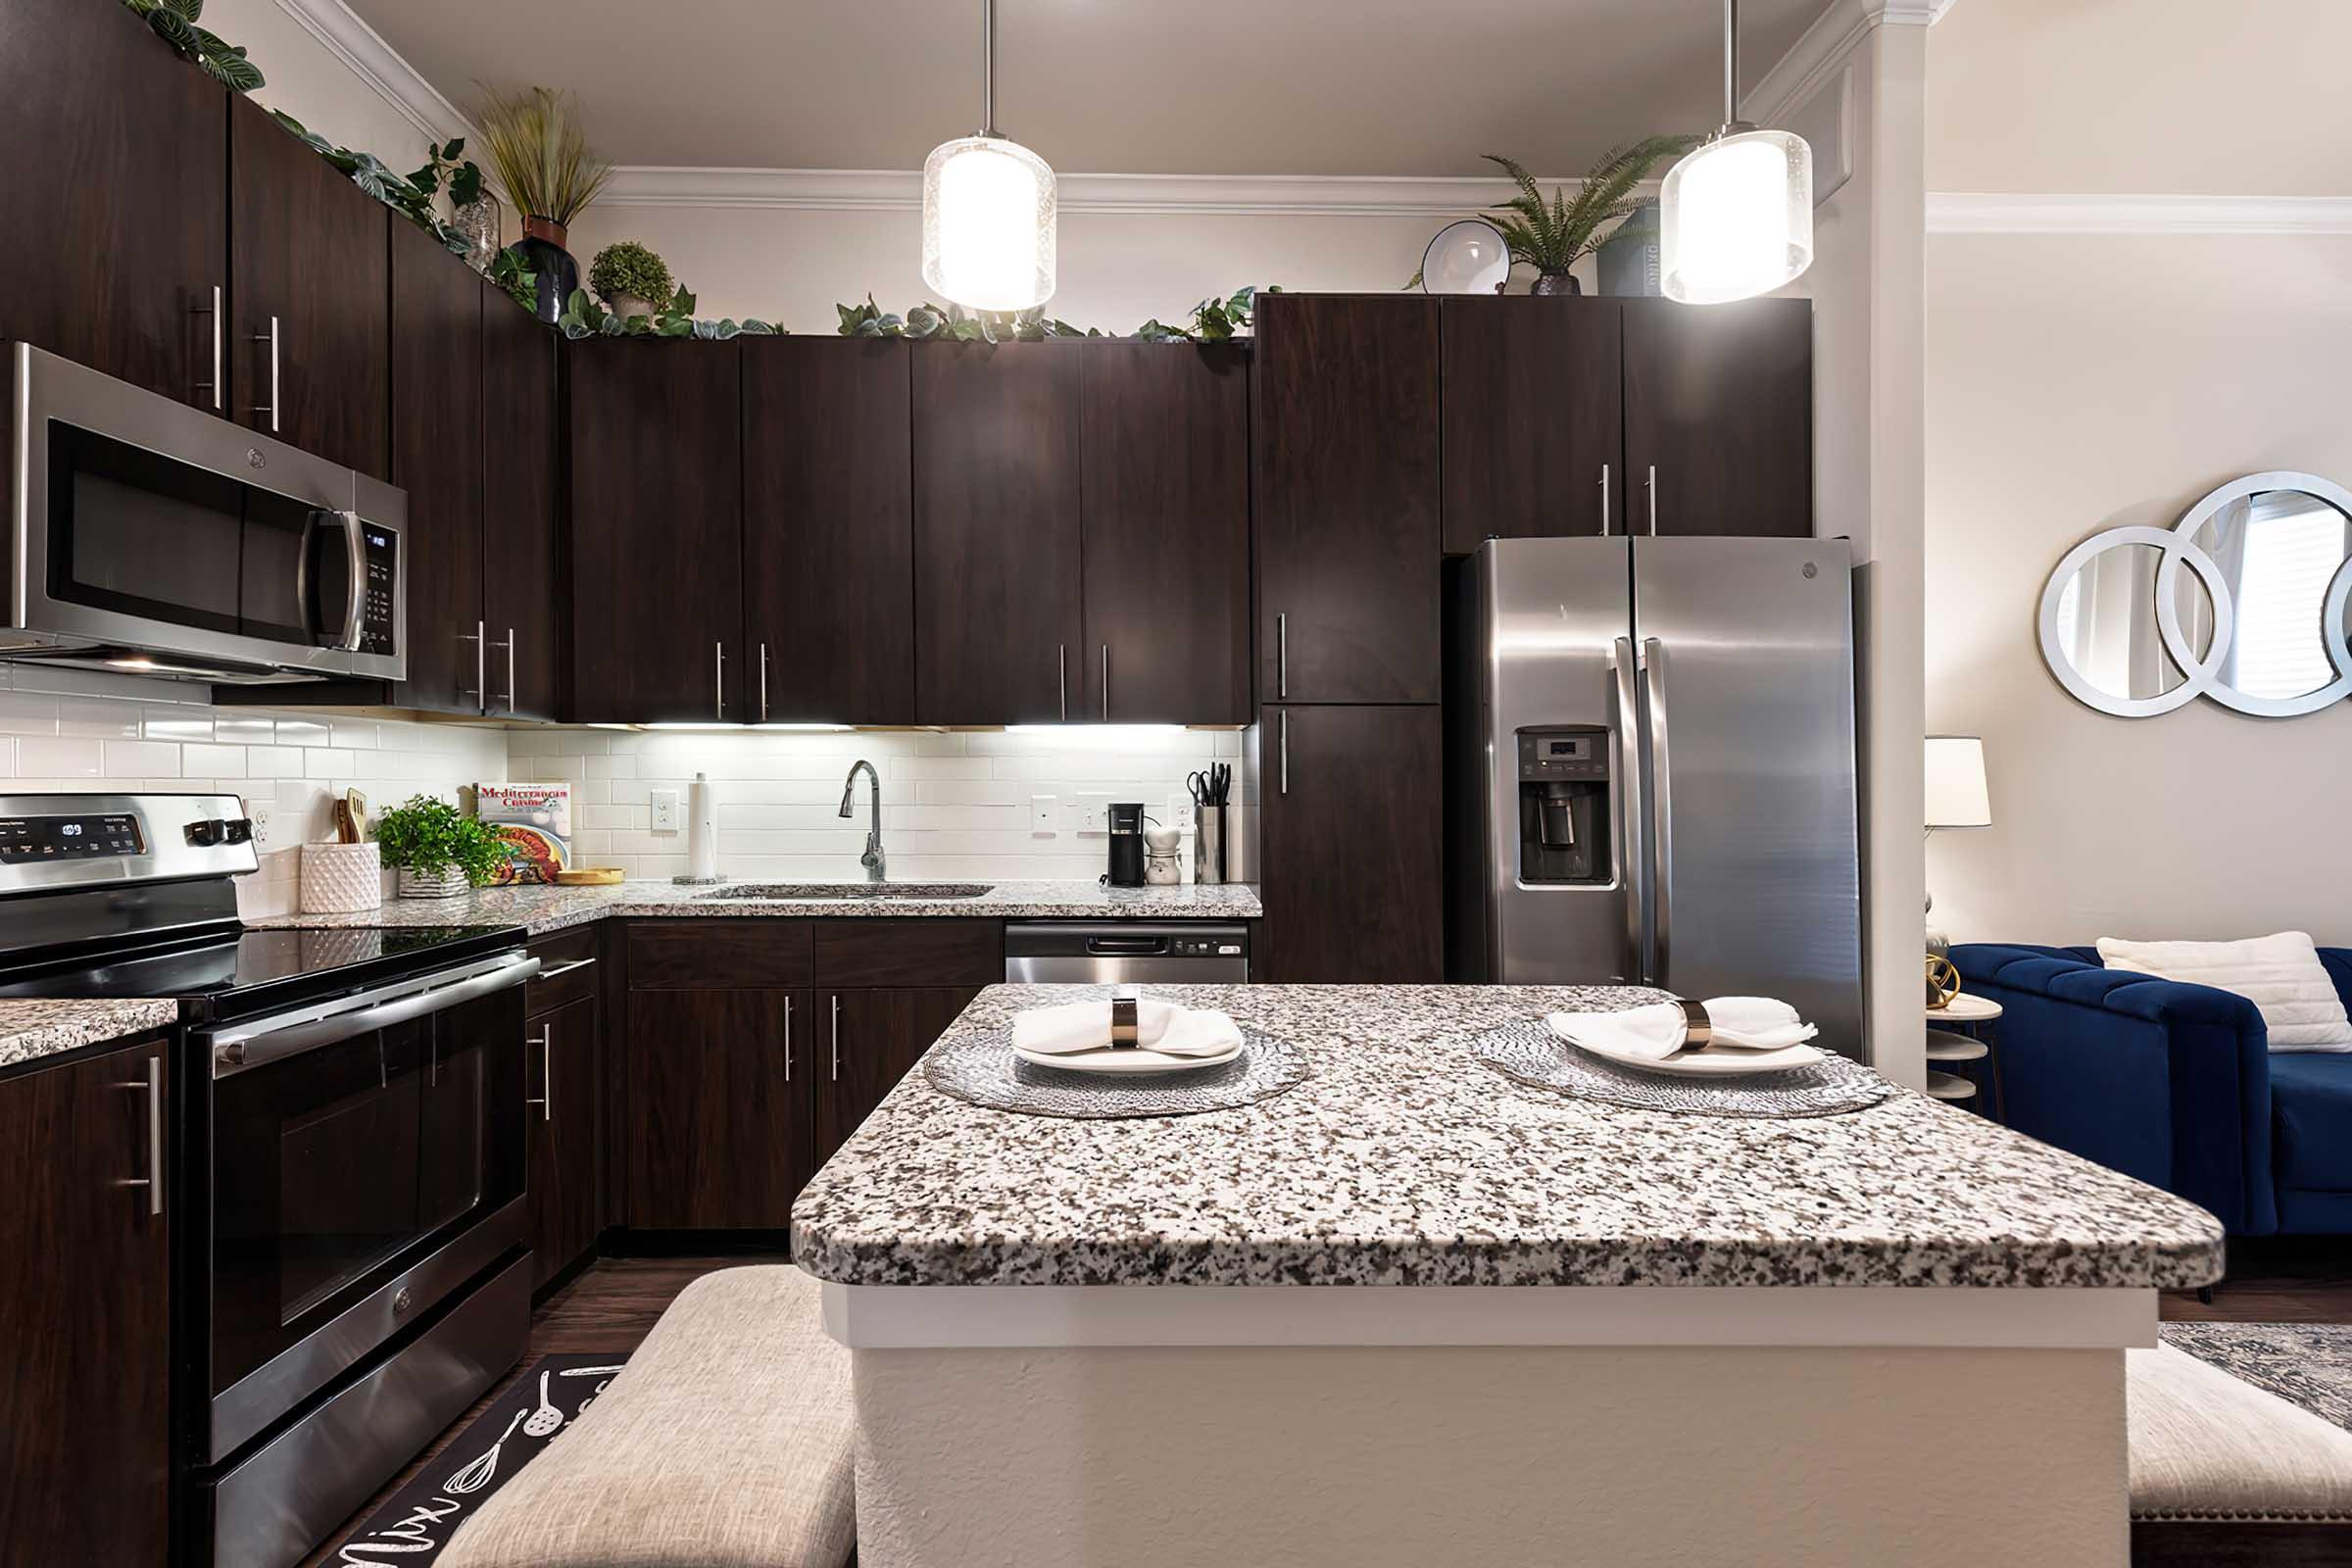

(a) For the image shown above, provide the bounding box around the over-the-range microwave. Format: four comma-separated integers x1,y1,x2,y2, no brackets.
5,341,406,684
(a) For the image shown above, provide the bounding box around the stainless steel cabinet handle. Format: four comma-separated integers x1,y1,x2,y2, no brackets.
250,315,280,431
1645,464,1658,537
1101,644,1109,721
1642,637,1673,985
1599,464,1611,537
534,956,597,981
1058,645,1068,721
117,1056,163,1217
830,994,841,1081
1276,612,1289,698
1279,709,1290,796
1610,638,1644,983
759,642,770,723
486,626,515,714
713,641,726,719
784,995,794,1084
458,619,485,707
194,284,222,410
524,1024,552,1121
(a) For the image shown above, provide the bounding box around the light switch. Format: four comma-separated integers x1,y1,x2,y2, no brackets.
1076,792,1113,835
650,788,681,833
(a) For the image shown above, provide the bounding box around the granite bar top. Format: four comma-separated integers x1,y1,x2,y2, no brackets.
247,878,1261,937
791,983,2226,1292
0,999,180,1072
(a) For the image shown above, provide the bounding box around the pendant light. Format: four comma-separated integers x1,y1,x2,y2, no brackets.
1660,0,1813,304
921,0,1057,313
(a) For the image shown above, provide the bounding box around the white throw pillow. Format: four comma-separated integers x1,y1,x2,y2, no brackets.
2097,932,2352,1053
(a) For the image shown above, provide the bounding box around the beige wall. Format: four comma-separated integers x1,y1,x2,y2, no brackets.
1924,230,2352,945
205,0,434,169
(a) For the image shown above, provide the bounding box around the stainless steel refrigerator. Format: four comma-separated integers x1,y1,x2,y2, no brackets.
1444,535,1862,1055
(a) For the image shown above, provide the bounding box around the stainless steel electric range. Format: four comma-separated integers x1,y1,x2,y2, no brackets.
0,794,537,1568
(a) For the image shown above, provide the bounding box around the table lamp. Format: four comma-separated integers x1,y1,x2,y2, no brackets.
1924,735,1991,956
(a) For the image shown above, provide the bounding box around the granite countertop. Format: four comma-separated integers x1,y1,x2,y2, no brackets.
790,983,2226,1292
247,878,1262,937
0,999,180,1071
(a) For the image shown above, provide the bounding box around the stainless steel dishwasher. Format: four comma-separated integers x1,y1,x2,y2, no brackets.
1004,923,1250,984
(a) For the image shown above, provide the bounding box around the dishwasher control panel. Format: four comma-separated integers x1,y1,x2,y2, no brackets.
1004,922,1251,985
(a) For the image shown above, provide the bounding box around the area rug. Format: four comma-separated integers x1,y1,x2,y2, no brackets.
2160,1322,2352,1435
330,1352,629,1565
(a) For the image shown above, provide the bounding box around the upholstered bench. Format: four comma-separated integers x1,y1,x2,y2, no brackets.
440,1265,856,1568
2129,1344,2352,1565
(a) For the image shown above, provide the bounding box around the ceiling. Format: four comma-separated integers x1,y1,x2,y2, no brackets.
346,0,1830,178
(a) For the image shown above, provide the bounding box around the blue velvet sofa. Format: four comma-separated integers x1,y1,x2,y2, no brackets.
1949,944,2352,1236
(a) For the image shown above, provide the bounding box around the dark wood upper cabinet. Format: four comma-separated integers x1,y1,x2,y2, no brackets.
227,92,388,476
1253,294,1442,706
568,341,744,722
1258,705,1444,983
0,1037,171,1566
388,218,483,714
482,289,563,720
1080,343,1251,724
744,338,915,724
911,343,1084,724
1441,296,1625,552
1621,297,1812,538
0,0,226,409
622,988,805,1229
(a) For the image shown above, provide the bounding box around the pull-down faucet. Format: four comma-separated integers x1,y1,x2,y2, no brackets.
838,760,884,882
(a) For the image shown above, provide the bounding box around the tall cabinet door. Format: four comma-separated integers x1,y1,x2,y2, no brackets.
1253,294,1441,705
1080,342,1251,724
227,93,389,475
622,989,805,1229
1259,706,1445,982
568,341,744,722
524,996,600,1286
0,1039,171,1565
0,0,226,409
814,986,982,1165
388,219,483,714
744,338,915,724
1622,298,1812,538
482,289,562,720
912,344,1084,723
1441,296,1625,551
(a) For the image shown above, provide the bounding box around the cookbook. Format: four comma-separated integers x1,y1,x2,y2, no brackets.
475,783,571,885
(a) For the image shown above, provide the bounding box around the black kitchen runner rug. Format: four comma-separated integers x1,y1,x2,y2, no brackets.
2160,1321,2352,1434
331,1352,629,1565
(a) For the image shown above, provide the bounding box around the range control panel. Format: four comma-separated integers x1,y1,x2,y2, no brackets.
0,811,146,863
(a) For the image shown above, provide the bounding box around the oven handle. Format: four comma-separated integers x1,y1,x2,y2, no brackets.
203,952,540,1079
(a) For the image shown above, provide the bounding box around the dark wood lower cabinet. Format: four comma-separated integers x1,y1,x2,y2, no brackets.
524,996,600,1288
1258,705,1445,983
622,987,808,1229
815,986,983,1163
0,1036,170,1565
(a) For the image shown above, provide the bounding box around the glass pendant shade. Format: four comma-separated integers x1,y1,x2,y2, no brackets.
1659,128,1813,304
921,134,1057,314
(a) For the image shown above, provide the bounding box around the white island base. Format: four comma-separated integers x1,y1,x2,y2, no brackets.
828,1283,2145,1568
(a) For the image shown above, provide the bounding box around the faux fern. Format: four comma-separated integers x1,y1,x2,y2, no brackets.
1482,137,1695,275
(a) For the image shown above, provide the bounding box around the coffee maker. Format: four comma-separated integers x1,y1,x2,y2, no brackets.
1104,802,1148,887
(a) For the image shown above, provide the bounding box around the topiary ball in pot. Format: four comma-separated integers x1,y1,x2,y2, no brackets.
589,240,674,320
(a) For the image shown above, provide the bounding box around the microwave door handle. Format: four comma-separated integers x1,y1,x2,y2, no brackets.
334,510,367,652
207,955,540,1078
295,510,333,644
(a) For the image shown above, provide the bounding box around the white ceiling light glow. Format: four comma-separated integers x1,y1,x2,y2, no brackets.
921,0,1056,313
1660,0,1813,305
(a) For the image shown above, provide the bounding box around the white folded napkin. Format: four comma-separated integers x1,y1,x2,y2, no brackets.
1546,997,1817,1062
1011,998,1244,1057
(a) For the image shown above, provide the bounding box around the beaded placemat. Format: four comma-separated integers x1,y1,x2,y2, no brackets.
1471,1018,1894,1118
925,1025,1310,1120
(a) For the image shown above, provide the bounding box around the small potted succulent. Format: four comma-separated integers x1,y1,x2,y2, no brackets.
588,240,674,320
375,795,505,900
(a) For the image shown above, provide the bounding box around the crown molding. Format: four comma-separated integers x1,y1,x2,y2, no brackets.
1928,192,2352,235
268,0,474,145
597,167,1655,217
1746,0,1958,129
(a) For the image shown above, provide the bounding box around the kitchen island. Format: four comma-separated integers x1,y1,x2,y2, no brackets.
793,983,2223,1568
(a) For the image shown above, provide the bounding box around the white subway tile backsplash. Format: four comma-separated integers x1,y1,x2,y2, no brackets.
304,749,356,778
182,743,249,778
19,737,104,776
60,700,143,739
105,740,179,776
276,719,333,748
332,720,380,751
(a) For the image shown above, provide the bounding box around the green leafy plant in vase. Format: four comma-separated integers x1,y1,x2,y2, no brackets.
1477,138,1695,295
375,795,504,899
589,241,674,319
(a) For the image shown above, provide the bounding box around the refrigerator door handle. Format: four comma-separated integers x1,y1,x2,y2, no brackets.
1642,637,1673,986
1610,637,1644,984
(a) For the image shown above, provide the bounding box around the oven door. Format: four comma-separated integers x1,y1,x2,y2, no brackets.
197,951,534,1461
5,340,405,683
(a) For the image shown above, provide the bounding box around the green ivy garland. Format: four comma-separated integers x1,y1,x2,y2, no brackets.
120,0,261,91
836,285,1279,344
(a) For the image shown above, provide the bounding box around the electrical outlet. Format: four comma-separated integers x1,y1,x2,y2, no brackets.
1030,793,1057,833
1076,792,1113,834
1166,794,1196,831
650,788,681,834
246,803,273,848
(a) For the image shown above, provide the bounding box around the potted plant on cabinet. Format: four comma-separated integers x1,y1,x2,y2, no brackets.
375,795,505,900
1481,137,1694,295
478,85,613,324
589,240,674,320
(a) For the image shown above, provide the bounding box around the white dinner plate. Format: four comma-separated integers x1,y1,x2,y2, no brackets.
1562,1034,1824,1078
1013,1039,1246,1075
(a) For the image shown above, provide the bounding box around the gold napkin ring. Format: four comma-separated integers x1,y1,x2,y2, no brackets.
1109,997,1140,1050
1677,1000,1713,1050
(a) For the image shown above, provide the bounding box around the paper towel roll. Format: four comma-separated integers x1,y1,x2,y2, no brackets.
686,771,719,881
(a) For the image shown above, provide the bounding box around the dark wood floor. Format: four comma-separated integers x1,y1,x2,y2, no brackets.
297,1240,2352,1565
299,1254,779,1568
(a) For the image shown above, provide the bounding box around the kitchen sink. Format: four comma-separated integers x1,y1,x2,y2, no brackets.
692,882,996,902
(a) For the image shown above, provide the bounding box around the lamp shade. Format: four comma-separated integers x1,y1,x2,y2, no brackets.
1924,736,1991,829
1659,128,1813,304
921,133,1057,313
